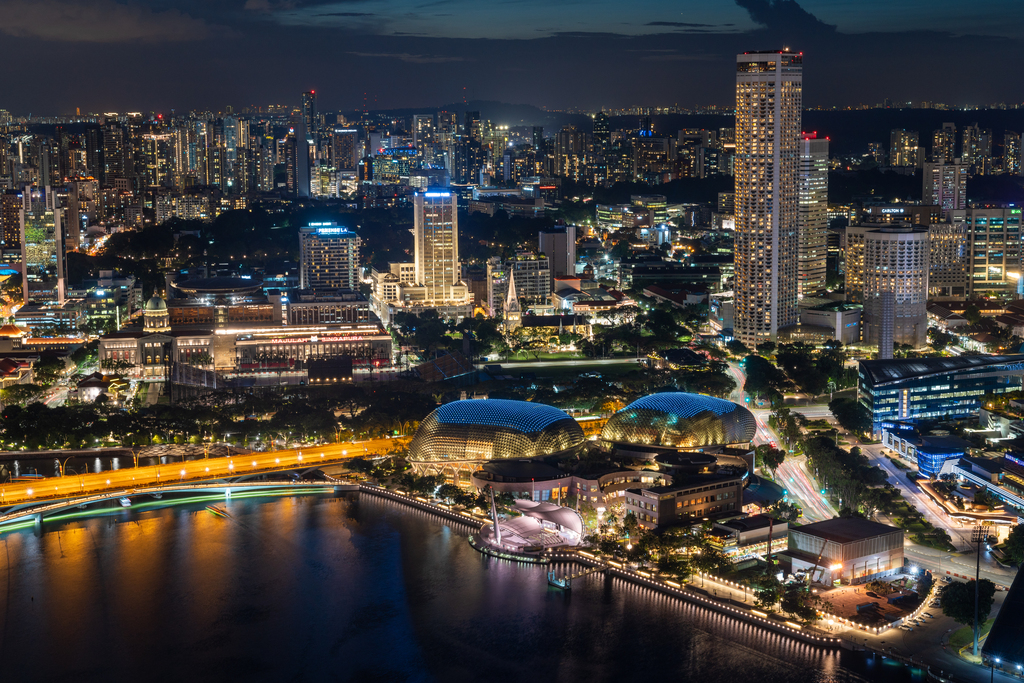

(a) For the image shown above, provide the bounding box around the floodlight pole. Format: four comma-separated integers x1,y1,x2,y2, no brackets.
972,525,985,657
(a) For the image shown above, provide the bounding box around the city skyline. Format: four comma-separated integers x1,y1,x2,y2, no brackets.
4,0,1024,114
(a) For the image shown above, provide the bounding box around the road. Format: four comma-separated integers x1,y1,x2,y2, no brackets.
484,358,641,369
0,437,407,508
728,360,837,521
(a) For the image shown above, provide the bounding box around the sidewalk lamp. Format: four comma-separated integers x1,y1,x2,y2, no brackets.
972,526,987,657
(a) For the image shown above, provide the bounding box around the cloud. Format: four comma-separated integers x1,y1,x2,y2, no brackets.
0,0,212,42
347,51,465,63
734,0,836,32
645,21,717,27
315,11,374,16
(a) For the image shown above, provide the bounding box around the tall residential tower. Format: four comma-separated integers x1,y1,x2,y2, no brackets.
734,50,802,344
797,133,828,296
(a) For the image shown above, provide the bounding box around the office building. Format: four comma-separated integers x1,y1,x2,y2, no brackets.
922,160,967,213
554,126,587,182
20,186,65,304
797,134,828,296
414,190,460,302
734,49,802,345
846,224,929,351
298,222,361,293
624,473,743,529
539,225,576,283
956,207,1024,297
858,355,1024,435
889,129,919,167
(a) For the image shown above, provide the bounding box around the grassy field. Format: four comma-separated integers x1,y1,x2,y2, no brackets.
950,619,994,650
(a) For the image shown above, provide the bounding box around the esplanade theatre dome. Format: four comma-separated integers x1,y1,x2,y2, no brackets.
408,399,585,462
601,392,756,449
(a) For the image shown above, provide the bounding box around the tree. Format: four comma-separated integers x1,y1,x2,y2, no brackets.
753,573,783,610
939,578,996,627
0,383,44,407
756,444,786,478
33,353,65,387
437,483,462,505
828,397,872,435
1004,524,1024,565
963,304,983,326
781,583,819,624
726,339,749,356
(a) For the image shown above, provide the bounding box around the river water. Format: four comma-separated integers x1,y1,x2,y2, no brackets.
0,492,924,683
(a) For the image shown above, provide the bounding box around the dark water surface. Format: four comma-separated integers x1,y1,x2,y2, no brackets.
0,493,923,683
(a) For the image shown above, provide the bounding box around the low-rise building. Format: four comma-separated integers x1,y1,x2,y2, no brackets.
623,472,743,529
786,517,904,586
709,514,789,560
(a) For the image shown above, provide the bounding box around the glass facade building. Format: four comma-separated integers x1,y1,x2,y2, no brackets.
408,399,584,462
859,355,1024,435
602,392,756,449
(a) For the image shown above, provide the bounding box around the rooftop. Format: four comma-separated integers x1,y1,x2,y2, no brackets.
791,517,901,544
859,354,1024,386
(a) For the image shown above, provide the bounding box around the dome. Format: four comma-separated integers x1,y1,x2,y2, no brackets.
145,296,167,312
408,399,585,462
601,392,756,449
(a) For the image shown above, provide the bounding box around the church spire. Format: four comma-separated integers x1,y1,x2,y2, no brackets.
503,270,521,331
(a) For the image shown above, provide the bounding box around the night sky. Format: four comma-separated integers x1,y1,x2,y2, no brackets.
2,0,1023,114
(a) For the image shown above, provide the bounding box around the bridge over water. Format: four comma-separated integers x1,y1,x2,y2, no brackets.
0,437,407,516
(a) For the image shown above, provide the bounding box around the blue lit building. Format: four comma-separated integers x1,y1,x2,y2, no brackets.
859,355,1024,436
881,422,972,478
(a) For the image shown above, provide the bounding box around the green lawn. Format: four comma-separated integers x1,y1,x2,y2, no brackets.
949,619,994,650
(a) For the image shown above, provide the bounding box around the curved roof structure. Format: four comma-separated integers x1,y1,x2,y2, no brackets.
601,392,755,449
859,354,1024,386
173,276,264,296
145,296,167,311
408,399,584,462
513,499,584,537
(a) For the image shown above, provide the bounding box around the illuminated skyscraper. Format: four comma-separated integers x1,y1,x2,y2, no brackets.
922,160,967,213
299,222,361,293
20,186,65,304
889,129,919,168
797,133,828,296
301,91,318,137
734,49,802,344
1004,132,1021,176
414,190,460,302
932,122,956,163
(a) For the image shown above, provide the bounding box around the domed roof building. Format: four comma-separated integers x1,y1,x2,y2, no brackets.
143,296,170,333
408,399,584,474
601,392,756,452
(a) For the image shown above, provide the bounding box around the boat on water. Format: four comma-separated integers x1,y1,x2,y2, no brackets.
119,498,132,507
205,505,230,518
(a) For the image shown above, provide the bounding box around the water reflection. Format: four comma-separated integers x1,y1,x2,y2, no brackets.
0,493,915,683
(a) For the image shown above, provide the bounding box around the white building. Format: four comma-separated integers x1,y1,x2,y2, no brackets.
797,134,828,297
733,50,802,345
923,160,967,213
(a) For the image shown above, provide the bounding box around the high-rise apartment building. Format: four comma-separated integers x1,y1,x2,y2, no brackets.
932,123,956,163
734,49,802,344
331,128,360,172
554,126,588,182
922,160,967,213
962,124,993,174
0,190,22,249
298,222,361,293
797,134,828,296
1004,132,1021,176
889,129,919,167
301,91,318,138
846,224,929,350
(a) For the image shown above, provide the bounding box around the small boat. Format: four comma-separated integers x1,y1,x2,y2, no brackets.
205,505,230,518
119,497,132,507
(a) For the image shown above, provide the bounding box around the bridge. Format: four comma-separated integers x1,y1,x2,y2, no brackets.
0,437,408,512
0,480,360,528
